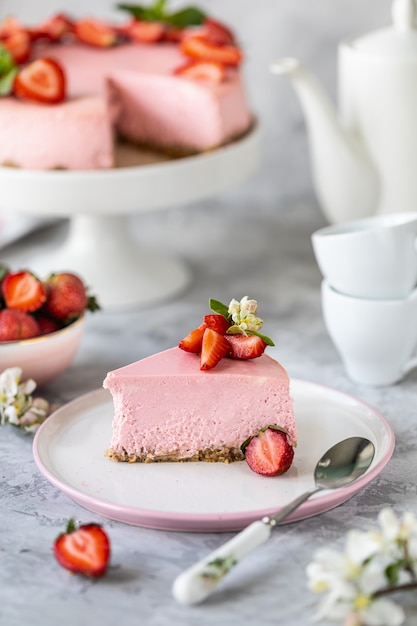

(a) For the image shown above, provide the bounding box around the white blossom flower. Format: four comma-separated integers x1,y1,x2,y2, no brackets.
0,367,55,433
227,296,263,334
307,508,417,626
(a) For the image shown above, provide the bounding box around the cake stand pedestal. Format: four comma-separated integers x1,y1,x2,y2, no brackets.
0,123,261,309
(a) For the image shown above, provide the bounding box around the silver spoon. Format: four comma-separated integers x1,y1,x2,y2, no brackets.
172,436,375,606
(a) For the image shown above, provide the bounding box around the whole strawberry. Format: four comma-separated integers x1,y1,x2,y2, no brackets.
53,518,110,578
0,308,40,341
44,272,99,324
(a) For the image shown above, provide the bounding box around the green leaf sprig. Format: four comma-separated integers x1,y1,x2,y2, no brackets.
117,0,206,27
209,298,275,347
0,45,18,96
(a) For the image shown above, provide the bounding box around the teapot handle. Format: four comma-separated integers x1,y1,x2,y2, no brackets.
392,0,416,29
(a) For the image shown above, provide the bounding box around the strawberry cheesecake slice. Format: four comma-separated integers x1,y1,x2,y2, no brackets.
104,297,297,464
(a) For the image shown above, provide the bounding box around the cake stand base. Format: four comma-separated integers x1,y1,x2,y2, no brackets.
31,215,191,309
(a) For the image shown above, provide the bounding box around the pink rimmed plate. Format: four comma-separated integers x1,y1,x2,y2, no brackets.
33,380,395,532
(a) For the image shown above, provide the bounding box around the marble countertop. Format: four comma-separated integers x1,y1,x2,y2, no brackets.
1,198,416,626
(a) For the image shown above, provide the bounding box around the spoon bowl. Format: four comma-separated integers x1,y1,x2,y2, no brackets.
173,436,375,605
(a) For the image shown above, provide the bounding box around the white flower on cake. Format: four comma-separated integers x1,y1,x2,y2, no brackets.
0,367,56,433
307,508,417,626
227,296,263,335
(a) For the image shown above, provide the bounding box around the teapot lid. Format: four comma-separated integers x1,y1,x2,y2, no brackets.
351,0,417,58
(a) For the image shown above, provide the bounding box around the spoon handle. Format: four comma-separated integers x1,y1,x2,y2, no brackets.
172,488,321,605
172,520,271,605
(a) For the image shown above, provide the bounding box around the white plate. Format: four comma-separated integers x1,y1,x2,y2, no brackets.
33,380,395,532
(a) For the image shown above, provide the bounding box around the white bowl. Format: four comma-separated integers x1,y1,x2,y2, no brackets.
0,315,85,387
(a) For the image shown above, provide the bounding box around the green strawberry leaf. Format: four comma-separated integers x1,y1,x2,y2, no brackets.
247,329,275,347
0,45,16,77
165,7,205,27
209,298,230,320
0,67,18,96
117,2,205,26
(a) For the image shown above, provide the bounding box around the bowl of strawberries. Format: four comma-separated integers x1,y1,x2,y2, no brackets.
0,265,99,386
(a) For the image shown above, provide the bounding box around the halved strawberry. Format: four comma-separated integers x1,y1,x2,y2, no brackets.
243,427,294,476
53,518,110,578
0,309,40,341
203,313,231,334
226,335,267,360
123,19,166,44
34,13,74,42
180,34,242,66
204,18,236,45
13,57,66,104
0,17,25,37
2,270,47,313
178,322,207,353
73,18,117,47
174,60,225,84
200,328,230,370
0,30,31,64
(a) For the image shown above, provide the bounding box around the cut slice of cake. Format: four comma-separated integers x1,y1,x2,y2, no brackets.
104,297,296,465
104,347,296,463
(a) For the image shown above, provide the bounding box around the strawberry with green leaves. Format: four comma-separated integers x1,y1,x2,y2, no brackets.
178,296,274,370
54,519,110,578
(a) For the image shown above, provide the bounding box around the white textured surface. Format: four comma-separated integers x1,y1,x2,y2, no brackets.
2,2,416,626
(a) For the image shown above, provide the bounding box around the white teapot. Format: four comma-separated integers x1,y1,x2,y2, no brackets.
272,0,417,224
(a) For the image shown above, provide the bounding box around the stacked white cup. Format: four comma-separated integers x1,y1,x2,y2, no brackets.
311,212,417,386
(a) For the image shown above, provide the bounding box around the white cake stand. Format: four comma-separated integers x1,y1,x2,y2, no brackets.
0,123,261,309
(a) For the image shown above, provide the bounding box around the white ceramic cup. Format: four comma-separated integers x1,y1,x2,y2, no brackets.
321,279,417,386
312,212,417,299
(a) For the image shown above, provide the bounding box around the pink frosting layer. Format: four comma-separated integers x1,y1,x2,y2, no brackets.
103,347,297,459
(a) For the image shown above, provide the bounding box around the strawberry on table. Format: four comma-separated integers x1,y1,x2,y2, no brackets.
174,60,225,84
44,272,99,324
53,519,110,578
2,270,46,313
0,309,40,341
13,57,66,104
242,427,294,477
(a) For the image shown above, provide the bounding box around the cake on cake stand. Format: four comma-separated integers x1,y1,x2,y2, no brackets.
0,124,260,309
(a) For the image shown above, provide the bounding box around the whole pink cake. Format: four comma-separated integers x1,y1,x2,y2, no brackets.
0,7,253,170
103,297,297,465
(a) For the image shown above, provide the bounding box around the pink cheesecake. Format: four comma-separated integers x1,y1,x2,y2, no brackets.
103,347,297,463
0,30,252,169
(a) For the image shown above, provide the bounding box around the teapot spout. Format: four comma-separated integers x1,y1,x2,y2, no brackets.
271,58,379,224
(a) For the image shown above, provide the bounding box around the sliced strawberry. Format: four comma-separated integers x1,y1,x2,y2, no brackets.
73,18,116,47
0,17,25,37
2,270,47,313
163,26,185,43
123,19,166,43
226,334,267,360
0,309,40,341
0,30,31,64
243,428,294,477
53,519,110,578
174,60,225,84
34,13,74,42
204,18,236,45
13,57,66,104
203,313,231,334
180,34,242,66
200,328,230,370
178,323,207,353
